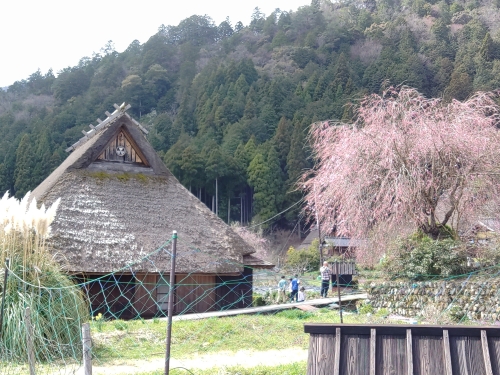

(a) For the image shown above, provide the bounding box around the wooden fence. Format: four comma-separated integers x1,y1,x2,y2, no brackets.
332,261,356,276
304,323,500,375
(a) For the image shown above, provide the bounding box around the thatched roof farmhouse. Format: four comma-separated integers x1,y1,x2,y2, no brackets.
32,104,271,317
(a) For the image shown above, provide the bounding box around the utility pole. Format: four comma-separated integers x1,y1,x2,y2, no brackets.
314,184,323,265
336,261,343,323
165,231,178,375
317,216,323,266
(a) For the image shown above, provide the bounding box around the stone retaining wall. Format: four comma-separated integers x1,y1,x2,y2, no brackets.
366,278,500,321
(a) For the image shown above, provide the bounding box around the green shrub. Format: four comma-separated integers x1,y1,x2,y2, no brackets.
385,232,468,280
358,302,374,314
448,305,468,322
286,239,320,274
375,308,389,318
276,309,313,320
253,295,266,307
114,320,128,331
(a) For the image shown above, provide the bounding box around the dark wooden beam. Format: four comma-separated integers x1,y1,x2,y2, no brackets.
304,323,500,337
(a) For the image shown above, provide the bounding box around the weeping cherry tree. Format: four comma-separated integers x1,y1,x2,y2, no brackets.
303,87,500,262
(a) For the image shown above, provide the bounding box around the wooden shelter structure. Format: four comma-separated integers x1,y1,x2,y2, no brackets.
299,227,357,286
304,323,500,375
32,103,272,318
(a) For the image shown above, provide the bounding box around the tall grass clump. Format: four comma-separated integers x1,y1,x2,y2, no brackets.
0,192,89,362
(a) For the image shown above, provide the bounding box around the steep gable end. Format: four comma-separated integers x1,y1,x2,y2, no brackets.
97,127,149,166
32,105,172,202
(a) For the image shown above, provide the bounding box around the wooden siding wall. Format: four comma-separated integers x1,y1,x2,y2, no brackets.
133,273,157,317
331,274,353,287
78,274,136,319
97,128,145,164
304,324,500,375
216,267,253,310
174,274,216,314
76,272,249,318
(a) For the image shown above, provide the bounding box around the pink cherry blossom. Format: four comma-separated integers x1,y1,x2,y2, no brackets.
302,87,500,263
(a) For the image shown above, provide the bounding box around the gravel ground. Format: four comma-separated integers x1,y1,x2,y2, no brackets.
76,348,308,375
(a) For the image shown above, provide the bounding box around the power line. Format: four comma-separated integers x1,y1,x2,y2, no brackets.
247,198,304,229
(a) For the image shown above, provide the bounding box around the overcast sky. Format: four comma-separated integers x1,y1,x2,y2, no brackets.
1,0,310,88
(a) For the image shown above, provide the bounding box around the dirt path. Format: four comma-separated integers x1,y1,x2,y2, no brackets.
81,348,307,375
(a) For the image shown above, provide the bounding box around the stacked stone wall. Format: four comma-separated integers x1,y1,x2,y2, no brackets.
366,278,500,321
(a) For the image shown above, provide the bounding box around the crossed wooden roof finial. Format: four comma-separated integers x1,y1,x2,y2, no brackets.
65,103,148,153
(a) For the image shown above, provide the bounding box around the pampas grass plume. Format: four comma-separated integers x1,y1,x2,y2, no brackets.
1,191,61,265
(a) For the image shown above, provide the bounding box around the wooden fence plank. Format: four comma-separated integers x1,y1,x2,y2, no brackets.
370,328,376,375
340,334,370,375
305,324,500,375
378,334,407,375
443,330,453,375
82,323,92,375
307,334,336,375
333,328,341,375
413,335,445,375
407,329,413,375
25,307,36,375
481,330,494,375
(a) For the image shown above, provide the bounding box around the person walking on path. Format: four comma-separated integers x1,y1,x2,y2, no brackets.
276,276,287,304
320,261,331,298
290,274,300,302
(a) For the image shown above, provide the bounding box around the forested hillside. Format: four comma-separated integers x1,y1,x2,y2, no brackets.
2,0,500,230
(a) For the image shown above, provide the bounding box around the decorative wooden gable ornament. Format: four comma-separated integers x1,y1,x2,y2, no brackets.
97,127,148,165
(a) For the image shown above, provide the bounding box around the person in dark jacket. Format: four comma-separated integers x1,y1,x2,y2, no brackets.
290,274,300,302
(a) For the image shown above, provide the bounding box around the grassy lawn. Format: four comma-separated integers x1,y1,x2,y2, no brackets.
90,308,386,366
2,306,428,374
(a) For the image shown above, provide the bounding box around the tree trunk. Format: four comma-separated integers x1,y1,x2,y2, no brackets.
317,218,323,265
250,186,253,221
228,196,230,224
240,195,243,224
216,178,218,216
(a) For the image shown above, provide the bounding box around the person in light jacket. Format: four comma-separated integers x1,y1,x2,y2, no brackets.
297,286,306,302
319,261,331,298
276,275,287,304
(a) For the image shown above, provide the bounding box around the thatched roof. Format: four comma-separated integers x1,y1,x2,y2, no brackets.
242,255,274,269
32,105,260,274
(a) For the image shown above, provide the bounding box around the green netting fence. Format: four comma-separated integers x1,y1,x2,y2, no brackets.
1,233,499,375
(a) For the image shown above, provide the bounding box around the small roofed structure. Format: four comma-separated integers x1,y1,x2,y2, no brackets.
32,103,272,318
298,227,361,257
298,226,358,286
